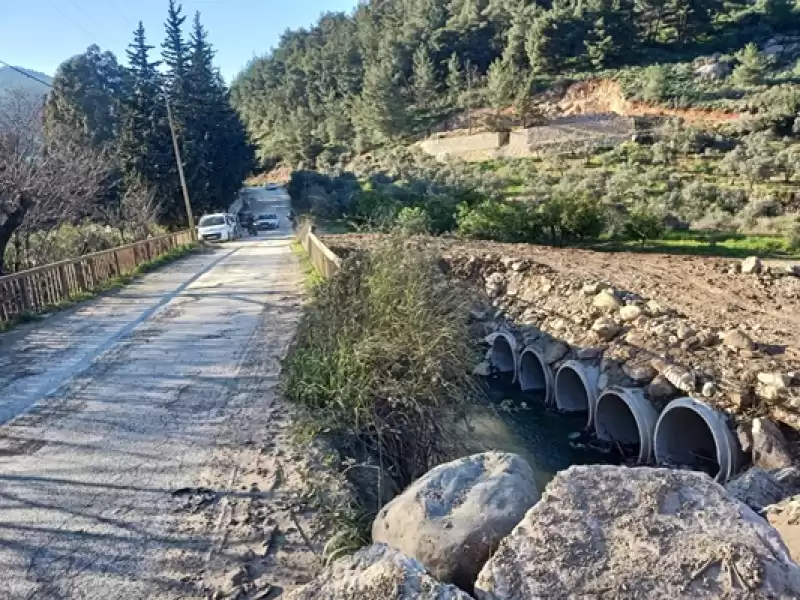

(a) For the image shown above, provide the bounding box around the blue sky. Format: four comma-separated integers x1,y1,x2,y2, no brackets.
0,0,359,81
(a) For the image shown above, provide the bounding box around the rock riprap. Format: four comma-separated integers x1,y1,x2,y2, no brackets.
372,452,539,590
474,465,800,599
283,544,473,600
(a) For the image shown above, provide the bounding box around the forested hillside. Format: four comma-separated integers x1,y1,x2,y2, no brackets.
231,0,800,166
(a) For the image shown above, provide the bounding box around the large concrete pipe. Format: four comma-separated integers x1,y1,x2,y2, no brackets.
594,386,659,464
554,360,600,428
517,346,554,405
654,397,741,482
488,332,518,382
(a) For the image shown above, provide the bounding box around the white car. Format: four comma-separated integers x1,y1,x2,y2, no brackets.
197,213,236,242
255,213,280,231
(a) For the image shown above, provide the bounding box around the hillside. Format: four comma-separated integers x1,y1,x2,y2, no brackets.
231,0,800,165
0,65,51,97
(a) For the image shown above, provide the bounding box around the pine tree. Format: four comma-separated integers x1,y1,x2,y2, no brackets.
446,53,463,104
185,12,253,214
120,22,176,222
733,43,769,86
354,60,406,144
44,45,125,146
162,0,188,93
412,45,439,131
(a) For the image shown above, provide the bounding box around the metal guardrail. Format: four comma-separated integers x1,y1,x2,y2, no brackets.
0,230,194,326
296,222,341,279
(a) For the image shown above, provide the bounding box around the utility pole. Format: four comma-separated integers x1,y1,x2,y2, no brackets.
466,60,473,135
164,93,196,238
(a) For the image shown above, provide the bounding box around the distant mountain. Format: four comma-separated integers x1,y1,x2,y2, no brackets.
0,65,51,97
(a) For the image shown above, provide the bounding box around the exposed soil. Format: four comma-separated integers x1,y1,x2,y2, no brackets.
558,79,747,124
324,234,800,425
325,234,800,355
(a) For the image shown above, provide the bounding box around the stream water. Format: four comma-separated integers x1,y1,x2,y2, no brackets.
464,375,617,492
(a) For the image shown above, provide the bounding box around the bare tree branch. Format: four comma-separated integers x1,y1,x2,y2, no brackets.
0,87,113,273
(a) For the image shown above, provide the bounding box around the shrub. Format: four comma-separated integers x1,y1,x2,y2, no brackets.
538,193,606,244
282,237,482,489
456,200,542,243
787,218,800,252
395,206,430,234
622,207,665,245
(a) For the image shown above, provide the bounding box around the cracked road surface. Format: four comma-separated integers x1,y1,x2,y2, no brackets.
0,188,305,599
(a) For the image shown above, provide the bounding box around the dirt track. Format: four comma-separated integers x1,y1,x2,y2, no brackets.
0,189,324,599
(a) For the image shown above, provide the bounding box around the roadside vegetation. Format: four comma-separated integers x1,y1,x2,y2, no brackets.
281,236,484,542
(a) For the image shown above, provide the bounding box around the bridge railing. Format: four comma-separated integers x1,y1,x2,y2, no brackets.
296,222,341,279
0,230,194,326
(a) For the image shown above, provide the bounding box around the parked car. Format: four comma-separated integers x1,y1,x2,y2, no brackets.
266,183,278,190
255,213,280,230
197,213,235,242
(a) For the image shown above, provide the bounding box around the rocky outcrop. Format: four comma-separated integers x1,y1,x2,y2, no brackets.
372,452,539,590
283,544,473,600
474,465,800,600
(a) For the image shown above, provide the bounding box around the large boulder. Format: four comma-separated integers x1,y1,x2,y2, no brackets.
726,467,790,512
751,417,793,470
283,544,472,600
372,452,539,591
474,465,800,599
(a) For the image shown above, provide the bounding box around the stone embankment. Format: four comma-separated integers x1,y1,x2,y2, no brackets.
288,453,800,599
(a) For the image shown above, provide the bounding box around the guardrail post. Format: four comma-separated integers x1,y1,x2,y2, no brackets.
75,261,86,291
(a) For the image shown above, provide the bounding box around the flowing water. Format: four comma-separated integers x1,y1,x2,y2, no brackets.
463,375,617,492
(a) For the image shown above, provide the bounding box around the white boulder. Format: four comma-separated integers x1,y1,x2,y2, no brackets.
474,465,800,599
372,452,539,590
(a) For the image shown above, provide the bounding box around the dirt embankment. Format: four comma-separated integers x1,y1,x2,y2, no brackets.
558,79,745,125
324,234,800,429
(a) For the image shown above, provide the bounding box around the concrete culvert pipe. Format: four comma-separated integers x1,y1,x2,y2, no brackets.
594,387,659,464
654,397,741,482
517,347,554,405
554,360,600,428
489,332,518,381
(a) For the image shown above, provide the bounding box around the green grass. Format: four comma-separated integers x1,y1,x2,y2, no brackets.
0,243,197,333
592,231,800,259
281,236,483,509
291,240,324,290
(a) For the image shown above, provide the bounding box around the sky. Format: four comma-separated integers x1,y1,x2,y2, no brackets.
0,0,359,82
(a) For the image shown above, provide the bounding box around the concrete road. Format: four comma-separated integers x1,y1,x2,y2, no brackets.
0,188,303,599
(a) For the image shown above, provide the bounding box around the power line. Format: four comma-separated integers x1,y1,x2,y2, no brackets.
106,0,135,28
52,3,98,44
0,60,53,88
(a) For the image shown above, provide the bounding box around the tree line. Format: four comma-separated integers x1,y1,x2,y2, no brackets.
0,0,253,273
231,0,800,166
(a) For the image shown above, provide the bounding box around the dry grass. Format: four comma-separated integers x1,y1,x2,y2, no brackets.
282,235,483,491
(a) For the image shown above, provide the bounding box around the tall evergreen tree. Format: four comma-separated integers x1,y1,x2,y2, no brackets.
446,53,463,103
44,45,125,146
412,45,440,131
162,0,189,93
354,59,407,145
120,22,176,222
